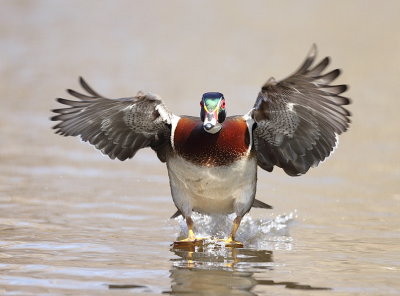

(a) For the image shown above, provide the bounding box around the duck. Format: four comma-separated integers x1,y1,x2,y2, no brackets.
51,45,351,247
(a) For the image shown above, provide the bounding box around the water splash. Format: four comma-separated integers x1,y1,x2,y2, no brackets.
173,210,297,250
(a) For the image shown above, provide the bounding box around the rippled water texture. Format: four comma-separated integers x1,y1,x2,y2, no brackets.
1,1,400,295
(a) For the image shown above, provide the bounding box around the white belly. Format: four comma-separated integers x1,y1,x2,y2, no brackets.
166,155,257,216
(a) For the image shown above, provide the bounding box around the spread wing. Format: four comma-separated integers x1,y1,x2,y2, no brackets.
252,45,351,176
51,77,175,162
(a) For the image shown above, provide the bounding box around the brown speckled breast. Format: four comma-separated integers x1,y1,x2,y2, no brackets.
173,116,251,166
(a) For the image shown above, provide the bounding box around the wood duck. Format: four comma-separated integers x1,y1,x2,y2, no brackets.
51,45,350,247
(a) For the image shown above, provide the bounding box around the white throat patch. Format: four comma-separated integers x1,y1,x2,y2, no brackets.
203,123,222,134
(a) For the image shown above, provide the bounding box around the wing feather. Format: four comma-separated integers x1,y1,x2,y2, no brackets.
252,45,351,176
51,77,173,162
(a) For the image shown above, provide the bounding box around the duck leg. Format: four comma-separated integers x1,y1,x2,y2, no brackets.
224,215,244,248
185,216,196,241
173,216,204,247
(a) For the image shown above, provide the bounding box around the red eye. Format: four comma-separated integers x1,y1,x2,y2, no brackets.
221,100,226,108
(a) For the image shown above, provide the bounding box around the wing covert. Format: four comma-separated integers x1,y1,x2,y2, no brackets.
252,45,351,176
51,77,173,162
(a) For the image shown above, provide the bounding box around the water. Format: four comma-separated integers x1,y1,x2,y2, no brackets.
1,1,400,295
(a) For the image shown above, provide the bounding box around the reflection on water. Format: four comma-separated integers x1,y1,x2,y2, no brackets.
168,246,330,295
168,264,261,295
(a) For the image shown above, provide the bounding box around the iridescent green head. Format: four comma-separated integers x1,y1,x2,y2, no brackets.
200,92,226,134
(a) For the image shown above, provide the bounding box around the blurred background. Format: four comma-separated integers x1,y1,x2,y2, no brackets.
1,1,399,295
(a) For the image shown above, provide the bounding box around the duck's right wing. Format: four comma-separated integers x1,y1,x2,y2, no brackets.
51,77,176,162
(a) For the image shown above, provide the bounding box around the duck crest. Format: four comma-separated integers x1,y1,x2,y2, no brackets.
173,116,251,166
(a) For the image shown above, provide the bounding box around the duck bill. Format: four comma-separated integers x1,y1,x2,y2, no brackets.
203,111,221,134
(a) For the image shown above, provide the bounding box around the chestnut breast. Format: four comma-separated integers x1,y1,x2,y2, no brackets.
173,116,251,166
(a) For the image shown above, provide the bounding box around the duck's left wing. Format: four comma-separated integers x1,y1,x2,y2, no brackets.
51,77,175,162
251,45,351,176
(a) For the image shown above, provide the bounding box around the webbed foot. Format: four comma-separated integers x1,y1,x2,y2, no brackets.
173,237,205,248
173,224,206,248
221,237,244,248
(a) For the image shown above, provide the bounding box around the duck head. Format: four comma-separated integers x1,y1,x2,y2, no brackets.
200,92,226,134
